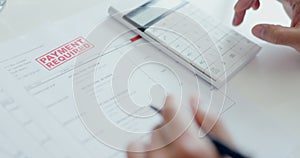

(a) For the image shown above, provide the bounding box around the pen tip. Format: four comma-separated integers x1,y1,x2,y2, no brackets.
150,105,161,113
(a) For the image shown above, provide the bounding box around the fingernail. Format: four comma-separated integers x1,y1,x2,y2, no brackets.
252,25,266,38
232,17,238,26
232,17,236,25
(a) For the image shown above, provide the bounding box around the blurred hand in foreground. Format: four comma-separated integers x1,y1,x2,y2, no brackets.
127,96,233,158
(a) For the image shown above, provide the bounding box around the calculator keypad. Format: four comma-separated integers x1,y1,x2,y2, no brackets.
145,3,261,87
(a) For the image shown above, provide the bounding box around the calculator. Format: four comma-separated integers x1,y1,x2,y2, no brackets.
108,0,261,88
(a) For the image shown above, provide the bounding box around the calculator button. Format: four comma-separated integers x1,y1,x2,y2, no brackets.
173,20,191,34
170,38,190,53
185,30,206,42
193,55,210,70
223,50,241,69
221,34,239,45
215,37,236,55
182,47,200,61
195,36,214,52
147,27,165,37
158,31,178,44
203,47,220,63
227,31,243,41
207,63,225,79
209,28,226,41
232,39,255,55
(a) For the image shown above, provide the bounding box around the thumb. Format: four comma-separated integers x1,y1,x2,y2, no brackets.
252,24,300,48
190,98,225,137
190,97,205,127
190,97,234,146
127,141,147,158
190,98,220,132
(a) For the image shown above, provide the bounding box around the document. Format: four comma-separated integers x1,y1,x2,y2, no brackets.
0,4,293,158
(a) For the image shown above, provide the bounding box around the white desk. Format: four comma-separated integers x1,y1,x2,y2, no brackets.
204,1,300,156
1,0,300,157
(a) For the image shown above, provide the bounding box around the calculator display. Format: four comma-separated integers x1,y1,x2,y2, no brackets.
124,0,186,31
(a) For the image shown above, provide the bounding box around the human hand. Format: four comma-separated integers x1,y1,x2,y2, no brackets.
127,96,233,158
233,0,300,52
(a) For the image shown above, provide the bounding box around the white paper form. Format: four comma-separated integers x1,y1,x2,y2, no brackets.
0,4,121,158
0,22,233,157
0,4,235,158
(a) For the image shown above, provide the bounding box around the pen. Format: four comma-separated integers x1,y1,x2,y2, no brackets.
149,105,249,158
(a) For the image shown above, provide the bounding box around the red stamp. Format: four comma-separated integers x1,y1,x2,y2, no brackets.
36,37,94,70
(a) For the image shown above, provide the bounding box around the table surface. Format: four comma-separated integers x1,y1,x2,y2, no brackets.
1,0,300,156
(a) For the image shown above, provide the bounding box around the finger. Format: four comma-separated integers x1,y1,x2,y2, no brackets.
233,10,246,26
161,96,177,122
233,0,257,26
291,3,300,27
154,96,180,145
147,146,170,158
127,142,147,158
148,124,173,158
234,0,256,12
190,97,205,127
148,132,171,158
159,96,193,144
190,97,223,131
150,124,168,150
252,0,260,10
153,123,164,130
190,98,233,145
252,24,300,47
